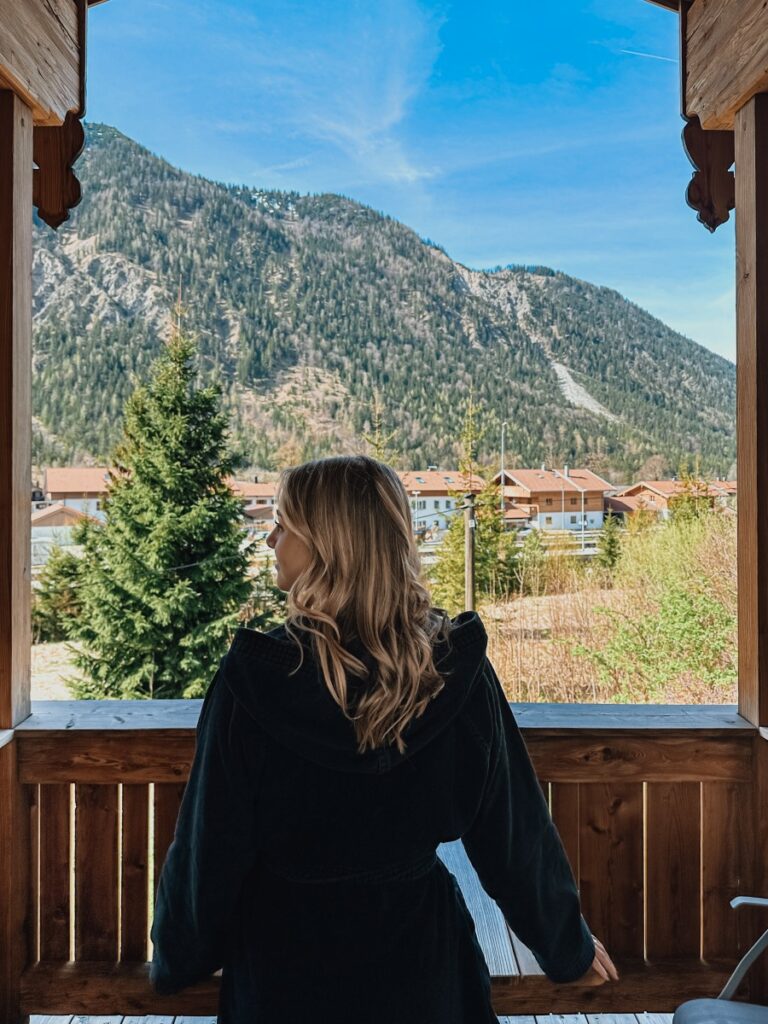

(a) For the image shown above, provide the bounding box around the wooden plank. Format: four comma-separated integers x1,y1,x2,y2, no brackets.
438,840,518,977
39,784,71,960
18,699,755,732
578,784,643,960
153,784,186,896
74,784,118,961
508,928,544,977
646,783,701,960
0,739,32,1024
0,90,32,732
120,785,149,962
19,732,195,783
27,783,40,964
736,94,768,729
16,728,754,784
18,958,733,1015
0,0,81,125
551,782,580,881
686,0,768,130
702,782,754,960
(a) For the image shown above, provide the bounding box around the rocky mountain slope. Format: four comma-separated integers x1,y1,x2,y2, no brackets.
31,123,736,479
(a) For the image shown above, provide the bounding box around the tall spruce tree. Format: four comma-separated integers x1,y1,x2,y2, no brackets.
67,319,253,699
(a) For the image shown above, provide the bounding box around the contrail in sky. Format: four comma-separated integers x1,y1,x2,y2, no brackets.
618,48,677,63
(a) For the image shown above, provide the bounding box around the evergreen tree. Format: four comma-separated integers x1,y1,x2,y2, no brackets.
67,317,253,699
31,545,83,643
596,512,622,571
429,477,517,614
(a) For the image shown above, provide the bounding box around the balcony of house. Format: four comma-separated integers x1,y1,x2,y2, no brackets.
3,699,759,1019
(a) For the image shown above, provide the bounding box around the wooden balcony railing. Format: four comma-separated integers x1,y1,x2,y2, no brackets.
6,701,759,1016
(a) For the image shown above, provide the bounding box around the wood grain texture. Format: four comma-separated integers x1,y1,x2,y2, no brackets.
16,728,754,784
27,783,40,965
152,784,186,897
39,783,71,961
551,782,580,881
736,94,768,729
120,785,149,963
33,111,85,228
686,0,768,130
74,785,118,961
578,784,643,959
0,739,32,1024
17,959,734,1015
437,840,518,977
702,782,754,961
646,783,701,960
0,91,32,732
0,0,81,125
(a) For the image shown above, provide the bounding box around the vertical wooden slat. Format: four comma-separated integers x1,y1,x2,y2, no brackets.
153,783,186,894
702,782,754,961
646,782,701,960
39,783,70,961
26,782,39,965
121,783,149,962
736,94,768,730
74,784,119,961
0,738,31,1024
551,782,580,883
579,783,643,959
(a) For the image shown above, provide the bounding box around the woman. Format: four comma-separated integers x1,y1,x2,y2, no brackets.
150,454,617,1023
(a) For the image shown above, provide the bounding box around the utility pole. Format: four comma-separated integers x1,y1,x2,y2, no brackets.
500,420,507,514
464,492,476,611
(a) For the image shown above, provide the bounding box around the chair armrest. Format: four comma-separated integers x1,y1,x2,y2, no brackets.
718,897,768,999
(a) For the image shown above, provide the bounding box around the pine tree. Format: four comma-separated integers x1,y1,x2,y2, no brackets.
596,512,622,571
67,317,253,699
31,545,83,643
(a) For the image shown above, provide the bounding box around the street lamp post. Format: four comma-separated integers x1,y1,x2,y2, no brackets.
500,420,508,516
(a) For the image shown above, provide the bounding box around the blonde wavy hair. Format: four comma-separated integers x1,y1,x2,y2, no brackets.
276,455,454,755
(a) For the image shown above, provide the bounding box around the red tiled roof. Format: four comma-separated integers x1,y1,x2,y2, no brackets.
227,478,277,499
617,479,737,500
498,467,613,495
397,470,484,493
31,502,91,524
44,466,112,496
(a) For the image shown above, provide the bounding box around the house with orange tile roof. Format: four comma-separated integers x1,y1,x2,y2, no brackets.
397,469,484,535
493,465,613,532
227,477,278,507
42,466,112,520
613,479,738,520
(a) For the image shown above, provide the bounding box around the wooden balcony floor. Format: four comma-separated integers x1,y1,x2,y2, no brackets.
29,1014,675,1023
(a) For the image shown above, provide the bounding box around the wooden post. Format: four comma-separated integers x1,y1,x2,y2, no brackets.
735,91,768,1002
0,88,33,1024
464,492,475,612
0,89,32,731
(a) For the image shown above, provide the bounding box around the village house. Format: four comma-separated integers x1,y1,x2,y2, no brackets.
397,469,484,535
39,466,112,521
30,503,95,572
494,466,613,533
610,479,738,520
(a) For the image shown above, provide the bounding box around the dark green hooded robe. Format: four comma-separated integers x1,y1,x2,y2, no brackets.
150,611,594,1022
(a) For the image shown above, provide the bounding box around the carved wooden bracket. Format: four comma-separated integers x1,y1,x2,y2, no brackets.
32,0,86,230
681,116,735,232
32,111,85,229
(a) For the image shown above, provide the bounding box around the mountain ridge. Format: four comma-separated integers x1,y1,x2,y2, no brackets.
30,122,736,480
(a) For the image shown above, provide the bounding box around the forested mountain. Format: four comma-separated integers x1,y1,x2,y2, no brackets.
31,123,736,479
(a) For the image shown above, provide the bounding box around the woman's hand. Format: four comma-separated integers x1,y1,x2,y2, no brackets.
578,935,619,986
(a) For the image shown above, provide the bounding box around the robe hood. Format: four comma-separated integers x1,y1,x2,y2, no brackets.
222,611,489,774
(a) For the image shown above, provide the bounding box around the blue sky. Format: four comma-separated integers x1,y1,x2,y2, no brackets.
87,0,736,361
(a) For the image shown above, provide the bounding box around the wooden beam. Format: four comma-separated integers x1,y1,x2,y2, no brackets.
735,94,768,729
686,0,768,130
0,0,83,126
18,958,733,1015
0,92,32,732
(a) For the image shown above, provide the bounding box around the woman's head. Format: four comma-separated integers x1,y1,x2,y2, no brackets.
268,455,452,754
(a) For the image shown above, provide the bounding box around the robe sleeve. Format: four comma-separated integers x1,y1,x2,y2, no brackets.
461,657,595,984
150,658,262,995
